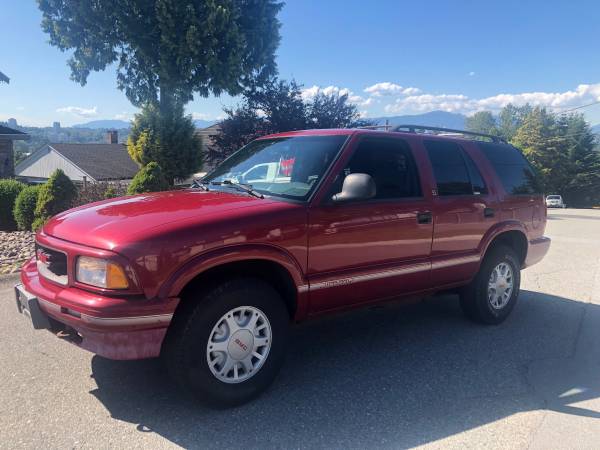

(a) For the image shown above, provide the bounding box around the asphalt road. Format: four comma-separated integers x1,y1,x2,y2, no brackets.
1,208,600,449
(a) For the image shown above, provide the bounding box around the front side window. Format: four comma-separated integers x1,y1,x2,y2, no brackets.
425,140,474,196
204,135,347,200
477,142,541,195
330,137,422,200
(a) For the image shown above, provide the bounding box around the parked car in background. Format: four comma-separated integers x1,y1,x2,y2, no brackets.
546,194,566,208
14,126,550,407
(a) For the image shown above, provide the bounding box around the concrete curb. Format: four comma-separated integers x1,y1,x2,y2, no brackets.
0,273,20,289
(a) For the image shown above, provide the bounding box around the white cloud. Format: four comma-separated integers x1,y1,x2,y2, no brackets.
364,82,421,97
16,106,25,111
192,112,214,121
56,106,98,118
114,112,133,121
468,71,476,77
382,83,600,115
301,85,371,107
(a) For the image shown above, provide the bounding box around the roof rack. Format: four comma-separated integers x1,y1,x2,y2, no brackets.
392,124,506,143
356,124,394,131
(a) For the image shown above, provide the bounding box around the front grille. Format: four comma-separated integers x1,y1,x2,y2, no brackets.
36,244,68,285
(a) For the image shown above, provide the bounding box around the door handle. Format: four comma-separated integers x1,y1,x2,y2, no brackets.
417,211,432,224
484,207,495,218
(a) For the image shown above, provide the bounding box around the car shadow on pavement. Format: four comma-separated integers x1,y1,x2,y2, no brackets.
89,290,600,448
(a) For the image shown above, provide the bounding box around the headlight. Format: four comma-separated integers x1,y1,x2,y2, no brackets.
76,256,129,289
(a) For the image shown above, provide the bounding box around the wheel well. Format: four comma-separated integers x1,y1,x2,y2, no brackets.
177,259,298,319
486,231,528,267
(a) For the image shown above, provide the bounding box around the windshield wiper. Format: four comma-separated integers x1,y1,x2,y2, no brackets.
191,179,210,191
210,180,264,198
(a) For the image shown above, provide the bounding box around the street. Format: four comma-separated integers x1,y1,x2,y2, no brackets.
1,208,599,449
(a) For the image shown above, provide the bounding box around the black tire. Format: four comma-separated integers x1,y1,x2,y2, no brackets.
163,278,289,408
459,245,521,325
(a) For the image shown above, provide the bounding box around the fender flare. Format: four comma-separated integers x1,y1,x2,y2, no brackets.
160,244,309,318
478,220,529,266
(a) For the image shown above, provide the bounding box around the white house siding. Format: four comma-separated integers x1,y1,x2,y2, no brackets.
15,145,90,182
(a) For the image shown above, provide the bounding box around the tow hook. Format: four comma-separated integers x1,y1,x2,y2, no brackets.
56,327,83,344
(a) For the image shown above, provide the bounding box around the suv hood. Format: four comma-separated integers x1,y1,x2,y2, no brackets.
43,190,274,250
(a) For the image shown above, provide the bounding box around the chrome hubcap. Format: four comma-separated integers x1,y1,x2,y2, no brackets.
488,262,514,309
206,306,272,384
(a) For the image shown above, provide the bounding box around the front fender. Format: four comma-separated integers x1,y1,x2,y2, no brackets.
159,244,309,319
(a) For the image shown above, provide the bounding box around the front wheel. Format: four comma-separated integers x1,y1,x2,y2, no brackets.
460,245,521,325
163,278,289,407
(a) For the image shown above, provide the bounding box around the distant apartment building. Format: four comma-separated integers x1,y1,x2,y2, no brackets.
7,118,17,128
53,121,61,130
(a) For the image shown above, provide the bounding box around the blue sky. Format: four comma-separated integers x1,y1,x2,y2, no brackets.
2,0,600,127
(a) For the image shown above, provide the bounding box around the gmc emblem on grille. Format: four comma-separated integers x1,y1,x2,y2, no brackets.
37,249,52,265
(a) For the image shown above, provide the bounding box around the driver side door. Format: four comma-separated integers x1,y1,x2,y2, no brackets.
306,135,434,314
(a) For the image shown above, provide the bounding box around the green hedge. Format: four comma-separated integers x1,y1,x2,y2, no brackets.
13,184,41,231
127,162,169,195
33,169,77,231
0,179,26,231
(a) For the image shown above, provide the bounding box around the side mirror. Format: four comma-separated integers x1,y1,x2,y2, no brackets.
332,173,376,202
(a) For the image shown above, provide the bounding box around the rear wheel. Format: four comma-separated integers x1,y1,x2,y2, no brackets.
460,245,521,325
163,278,289,407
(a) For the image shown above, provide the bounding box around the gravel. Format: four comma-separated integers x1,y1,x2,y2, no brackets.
0,231,35,274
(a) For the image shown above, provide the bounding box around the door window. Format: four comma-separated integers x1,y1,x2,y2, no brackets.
425,140,486,196
331,137,422,200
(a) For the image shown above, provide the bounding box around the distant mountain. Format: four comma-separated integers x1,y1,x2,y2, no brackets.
73,119,131,129
370,110,466,130
74,118,217,129
194,119,217,128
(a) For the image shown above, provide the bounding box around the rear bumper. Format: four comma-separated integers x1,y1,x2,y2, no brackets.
18,258,178,360
524,236,551,268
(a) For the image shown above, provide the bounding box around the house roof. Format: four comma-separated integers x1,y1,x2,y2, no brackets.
50,143,139,181
0,125,29,140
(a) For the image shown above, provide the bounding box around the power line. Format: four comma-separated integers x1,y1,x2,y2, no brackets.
557,100,600,114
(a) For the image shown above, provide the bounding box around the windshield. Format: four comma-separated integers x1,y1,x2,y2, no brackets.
547,195,561,200
203,135,347,200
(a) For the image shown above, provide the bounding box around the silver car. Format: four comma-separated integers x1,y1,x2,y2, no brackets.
546,194,566,208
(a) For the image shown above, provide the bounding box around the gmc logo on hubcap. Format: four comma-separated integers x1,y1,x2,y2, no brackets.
234,338,248,352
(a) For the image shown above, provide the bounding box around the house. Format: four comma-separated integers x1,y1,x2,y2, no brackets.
15,131,139,184
0,125,29,179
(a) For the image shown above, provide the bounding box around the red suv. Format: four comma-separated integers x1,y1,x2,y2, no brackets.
15,126,550,406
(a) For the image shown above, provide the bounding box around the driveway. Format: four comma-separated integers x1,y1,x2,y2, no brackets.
1,208,599,449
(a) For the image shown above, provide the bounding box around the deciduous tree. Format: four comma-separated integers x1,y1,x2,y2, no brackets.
212,79,369,165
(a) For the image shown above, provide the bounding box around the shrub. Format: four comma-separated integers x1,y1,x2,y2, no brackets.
33,169,77,230
104,186,117,199
127,103,203,184
13,184,41,231
127,162,169,195
0,179,26,231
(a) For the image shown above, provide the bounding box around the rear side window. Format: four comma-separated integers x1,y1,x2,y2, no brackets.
425,140,485,196
477,143,541,195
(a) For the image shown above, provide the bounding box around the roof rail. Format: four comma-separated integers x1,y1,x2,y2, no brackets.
355,124,394,131
392,124,506,143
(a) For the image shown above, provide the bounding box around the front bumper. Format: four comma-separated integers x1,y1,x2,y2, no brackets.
16,257,179,360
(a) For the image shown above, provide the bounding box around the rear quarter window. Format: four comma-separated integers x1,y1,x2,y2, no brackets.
477,143,541,195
